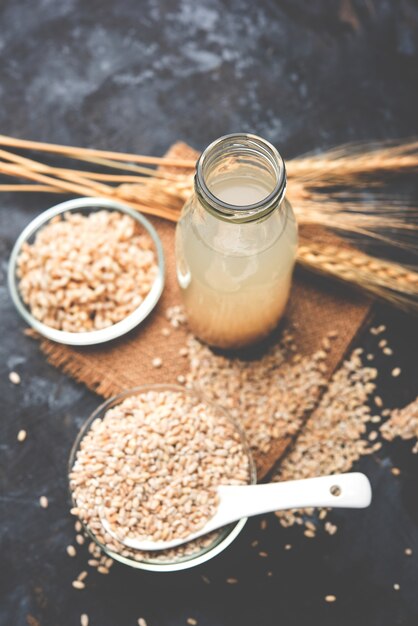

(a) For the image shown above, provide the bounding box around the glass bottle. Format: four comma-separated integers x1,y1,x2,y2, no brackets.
175,133,298,349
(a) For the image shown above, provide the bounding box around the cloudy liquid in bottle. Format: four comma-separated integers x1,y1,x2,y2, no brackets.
176,164,298,349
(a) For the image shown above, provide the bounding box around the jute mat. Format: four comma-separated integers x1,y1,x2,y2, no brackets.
33,142,372,478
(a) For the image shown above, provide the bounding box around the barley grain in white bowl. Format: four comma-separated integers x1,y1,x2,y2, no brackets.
8,198,165,346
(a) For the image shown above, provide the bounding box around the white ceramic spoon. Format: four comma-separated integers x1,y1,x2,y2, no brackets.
101,472,372,552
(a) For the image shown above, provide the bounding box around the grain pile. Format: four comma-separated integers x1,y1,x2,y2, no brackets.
380,396,418,452
180,322,381,535
69,388,250,561
272,348,380,530
184,330,330,472
17,210,157,332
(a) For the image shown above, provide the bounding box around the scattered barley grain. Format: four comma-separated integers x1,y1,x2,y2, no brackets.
66,545,76,557
72,580,85,590
17,429,27,442
9,371,21,384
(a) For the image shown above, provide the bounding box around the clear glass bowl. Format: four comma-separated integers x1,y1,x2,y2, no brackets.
8,197,165,346
68,384,257,572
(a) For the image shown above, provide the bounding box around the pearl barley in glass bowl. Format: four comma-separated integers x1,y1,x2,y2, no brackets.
68,384,257,572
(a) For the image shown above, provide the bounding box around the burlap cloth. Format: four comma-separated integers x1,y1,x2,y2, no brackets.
34,143,372,478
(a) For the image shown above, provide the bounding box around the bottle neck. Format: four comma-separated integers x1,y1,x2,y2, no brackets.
195,133,287,224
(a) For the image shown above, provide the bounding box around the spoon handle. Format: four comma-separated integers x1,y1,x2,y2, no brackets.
217,472,372,525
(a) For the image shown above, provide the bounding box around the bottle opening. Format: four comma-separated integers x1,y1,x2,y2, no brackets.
195,133,286,221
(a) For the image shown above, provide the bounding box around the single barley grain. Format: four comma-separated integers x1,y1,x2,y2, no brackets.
392,367,401,377
72,580,85,590
405,548,412,556
226,578,238,584
80,614,89,626
138,619,147,626
97,566,109,575
383,347,393,356
187,619,197,625
17,429,27,442
260,519,268,530
39,496,48,509
325,595,336,603
77,571,88,582
391,467,401,476
9,371,21,384
151,357,162,368
66,545,76,557
76,534,85,545
284,544,292,550
259,551,268,557
393,583,400,591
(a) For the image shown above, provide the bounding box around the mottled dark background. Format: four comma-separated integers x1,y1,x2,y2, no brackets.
1,1,418,625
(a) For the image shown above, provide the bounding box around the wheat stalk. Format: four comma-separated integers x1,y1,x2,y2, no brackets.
0,134,417,312
297,244,418,313
0,134,196,168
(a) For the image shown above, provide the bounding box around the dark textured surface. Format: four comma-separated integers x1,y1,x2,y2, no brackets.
1,1,418,625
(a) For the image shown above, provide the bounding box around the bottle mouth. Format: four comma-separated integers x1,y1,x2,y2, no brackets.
195,133,287,223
